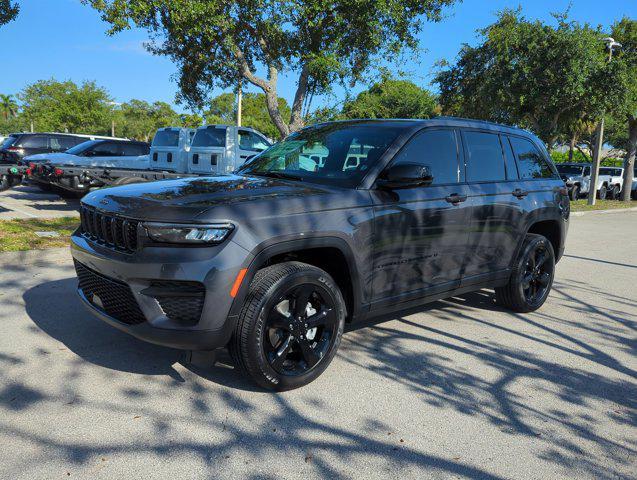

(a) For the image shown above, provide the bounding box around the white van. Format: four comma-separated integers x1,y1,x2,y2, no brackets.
188,125,271,174
149,127,195,173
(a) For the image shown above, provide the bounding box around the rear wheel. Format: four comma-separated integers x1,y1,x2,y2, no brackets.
569,185,579,201
495,234,555,313
111,176,147,186
609,185,620,200
229,262,345,391
597,185,607,200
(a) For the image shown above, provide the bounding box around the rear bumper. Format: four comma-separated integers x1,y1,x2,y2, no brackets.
70,232,253,350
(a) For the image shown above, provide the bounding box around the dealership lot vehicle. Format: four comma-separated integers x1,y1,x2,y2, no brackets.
71,118,569,390
1,132,127,165
26,139,150,194
0,164,23,191
149,127,195,172
599,166,624,199
555,162,613,200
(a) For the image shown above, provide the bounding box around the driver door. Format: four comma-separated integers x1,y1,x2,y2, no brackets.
370,128,472,304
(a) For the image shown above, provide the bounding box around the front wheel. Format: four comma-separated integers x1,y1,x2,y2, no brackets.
569,185,579,201
609,185,620,200
597,185,607,200
229,262,346,391
495,234,555,313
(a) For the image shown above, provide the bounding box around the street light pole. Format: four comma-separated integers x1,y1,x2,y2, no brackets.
588,37,622,206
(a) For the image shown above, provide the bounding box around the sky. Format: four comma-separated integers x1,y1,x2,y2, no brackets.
0,0,635,115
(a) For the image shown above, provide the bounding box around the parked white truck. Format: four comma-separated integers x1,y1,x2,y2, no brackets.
555,163,615,200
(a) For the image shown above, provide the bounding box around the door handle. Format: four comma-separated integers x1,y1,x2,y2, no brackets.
445,193,468,204
512,188,528,199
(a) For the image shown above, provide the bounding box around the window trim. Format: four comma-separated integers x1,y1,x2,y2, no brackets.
507,133,559,181
459,128,509,185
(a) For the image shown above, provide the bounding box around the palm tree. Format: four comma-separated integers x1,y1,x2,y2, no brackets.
0,94,18,120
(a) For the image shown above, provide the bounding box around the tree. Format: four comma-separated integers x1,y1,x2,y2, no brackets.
117,99,181,141
83,0,458,138
205,92,291,140
608,17,637,201
0,0,18,27
342,76,438,120
0,94,18,120
435,9,627,148
19,79,113,134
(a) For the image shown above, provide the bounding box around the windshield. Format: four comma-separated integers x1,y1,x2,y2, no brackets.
66,140,100,155
237,124,404,188
1,135,18,148
152,129,180,147
192,127,226,147
556,164,585,175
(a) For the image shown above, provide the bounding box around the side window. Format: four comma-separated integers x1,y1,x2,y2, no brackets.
56,136,78,151
389,129,459,185
192,127,226,147
238,130,270,152
583,166,591,177
463,131,506,182
91,142,120,156
509,137,555,179
121,143,148,156
17,135,48,149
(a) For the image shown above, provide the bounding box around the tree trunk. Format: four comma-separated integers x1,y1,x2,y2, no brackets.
620,117,637,202
568,135,575,162
288,65,310,133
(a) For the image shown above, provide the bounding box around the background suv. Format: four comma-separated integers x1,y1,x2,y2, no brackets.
70,118,569,390
0,132,113,164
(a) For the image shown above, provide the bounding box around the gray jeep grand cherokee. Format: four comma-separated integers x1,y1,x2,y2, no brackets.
71,119,569,390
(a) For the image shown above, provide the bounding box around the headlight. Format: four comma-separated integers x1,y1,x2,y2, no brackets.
144,222,234,244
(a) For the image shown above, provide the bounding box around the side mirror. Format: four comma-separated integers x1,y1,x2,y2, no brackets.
378,163,433,189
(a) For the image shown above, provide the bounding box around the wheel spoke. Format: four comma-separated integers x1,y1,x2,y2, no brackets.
270,335,293,370
306,307,332,329
537,272,551,287
297,337,320,368
269,311,292,331
292,285,314,318
535,250,548,269
522,273,533,289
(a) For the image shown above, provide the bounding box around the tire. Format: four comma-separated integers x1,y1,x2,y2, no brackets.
229,261,346,391
597,185,607,200
609,185,620,200
569,185,579,201
112,176,147,186
495,234,555,313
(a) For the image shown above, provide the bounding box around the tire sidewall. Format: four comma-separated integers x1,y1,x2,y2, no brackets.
247,270,345,391
513,236,555,310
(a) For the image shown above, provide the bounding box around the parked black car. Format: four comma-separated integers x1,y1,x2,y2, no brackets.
0,133,97,164
71,118,570,390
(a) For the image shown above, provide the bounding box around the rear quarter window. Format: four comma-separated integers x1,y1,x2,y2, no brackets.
509,136,556,180
463,131,506,182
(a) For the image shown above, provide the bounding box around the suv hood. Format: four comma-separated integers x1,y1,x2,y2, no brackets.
81,174,363,222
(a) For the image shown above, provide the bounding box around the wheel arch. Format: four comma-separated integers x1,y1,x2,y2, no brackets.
228,236,363,323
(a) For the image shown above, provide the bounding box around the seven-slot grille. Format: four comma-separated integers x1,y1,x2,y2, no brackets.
79,205,139,253
74,260,146,325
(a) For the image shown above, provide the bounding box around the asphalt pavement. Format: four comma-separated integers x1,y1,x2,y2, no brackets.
0,211,635,479
0,184,80,219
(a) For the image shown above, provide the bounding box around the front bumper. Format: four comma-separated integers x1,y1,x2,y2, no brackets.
70,231,252,350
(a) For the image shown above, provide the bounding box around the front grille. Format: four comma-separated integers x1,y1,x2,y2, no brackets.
74,260,146,325
144,280,206,326
79,205,139,253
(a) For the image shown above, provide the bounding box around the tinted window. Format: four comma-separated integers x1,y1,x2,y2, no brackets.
54,135,78,151
238,124,403,188
583,166,591,176
556,164,586,176
121,143,149,156
464,131,506,182
389,129,459,185
1,135,19,148
238,130,270,151
17,134,48,149
502,136,519,180
67,140,99,155
90,142,120,156
192,127,226,147
152,129,180,147
509,137,555,179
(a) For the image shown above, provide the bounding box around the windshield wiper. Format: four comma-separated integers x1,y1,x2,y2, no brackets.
252,171,304,181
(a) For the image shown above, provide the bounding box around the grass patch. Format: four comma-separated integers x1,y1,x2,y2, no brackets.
0,217,79,252
570,199,637,212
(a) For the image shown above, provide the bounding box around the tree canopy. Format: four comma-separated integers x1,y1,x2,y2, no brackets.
342,76,438,120
82,0,458,137
0,0,19,27
435,9,628,148
116,99,182,141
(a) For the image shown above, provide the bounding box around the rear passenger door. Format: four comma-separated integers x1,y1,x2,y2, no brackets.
461,130,524,283
370,128,472,303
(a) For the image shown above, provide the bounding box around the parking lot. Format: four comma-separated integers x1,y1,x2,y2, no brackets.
0,184,79,220
0,208,634,479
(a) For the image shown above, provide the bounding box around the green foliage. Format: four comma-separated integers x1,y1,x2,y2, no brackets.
18,79,113,135
342,77,438,120
0,94,18,120
82,0,459,136
205,92,291,140
116,99,181,141
550,150,590,164
0,0,18,27
435,9,629,148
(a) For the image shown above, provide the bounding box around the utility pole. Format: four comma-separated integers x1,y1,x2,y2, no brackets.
588,37,622,206
237,80,242,127
111,119,115,137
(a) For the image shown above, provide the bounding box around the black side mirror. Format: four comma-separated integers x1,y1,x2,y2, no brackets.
378,163,434,189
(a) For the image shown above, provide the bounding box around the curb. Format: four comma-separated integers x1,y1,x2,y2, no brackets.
571,206,637,217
